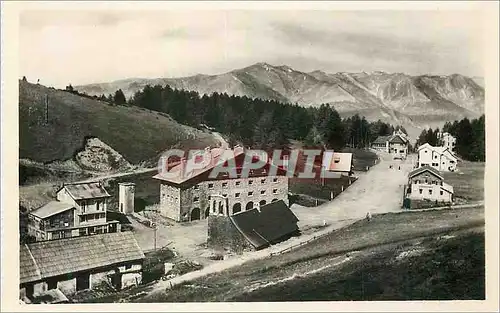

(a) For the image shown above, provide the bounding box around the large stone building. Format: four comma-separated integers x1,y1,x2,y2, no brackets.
438,132,457,152
153,146,289,222
28,182,120,241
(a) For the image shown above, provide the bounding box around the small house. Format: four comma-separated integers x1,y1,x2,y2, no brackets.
19,231,145,302
322,151,353,177
405,165,454,204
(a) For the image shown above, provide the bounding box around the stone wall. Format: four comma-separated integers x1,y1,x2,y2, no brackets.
207,215,252,253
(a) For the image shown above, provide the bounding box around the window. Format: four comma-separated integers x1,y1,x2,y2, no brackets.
248,180,254,185
125,264,132,270
261,179,266,184
273,178,278,183
222,193,227,197
273,189,278,194
235,181,241,186
208,183,214,189
429,190,433,195
419,189,423,194
194,184,199,190
440,191,444,195
434,155,437,159
248,191,254,196
47,278,58,290
260,190,266,195
235,193,240,198
222,182,228,188
193,197,200,202
81,201,86,213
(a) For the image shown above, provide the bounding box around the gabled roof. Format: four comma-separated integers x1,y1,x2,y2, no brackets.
372,135,390,144
58,182,111,200
408,165,443,180
389,134,407,144
153,146,245,185
229,200,299,249
322,151,353,173
30,201,75,219
20,232,144,284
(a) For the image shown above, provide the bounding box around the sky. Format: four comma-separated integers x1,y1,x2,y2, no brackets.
19,9,485,88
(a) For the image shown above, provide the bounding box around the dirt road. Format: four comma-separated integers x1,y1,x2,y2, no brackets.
291,152,416,229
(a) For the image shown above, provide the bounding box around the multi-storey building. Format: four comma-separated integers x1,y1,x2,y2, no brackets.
28,182,120,241
371,129,409,159
417,143,458,172
153,146,289,222
405,165,454,203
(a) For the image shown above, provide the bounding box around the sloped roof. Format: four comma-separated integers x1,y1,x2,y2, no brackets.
153,146,245,185
30,201,75,219
372,136,390,144
409,165,443,180
229,200,299,249
20,245,41,284
389,134,407,144
20,232,144,283
322,151,353,173
441,182,454,194
58,182,111,200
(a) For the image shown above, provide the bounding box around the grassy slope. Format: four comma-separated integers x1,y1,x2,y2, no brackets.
443,161,485,202
136,207,484,302
19,81,218,165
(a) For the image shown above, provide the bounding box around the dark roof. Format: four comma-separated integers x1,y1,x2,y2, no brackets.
20,245,41,284
229,200,299,249
389,134,406,144
59,182,111,200
20,232,144,283
30,201,74,219
372,136,390,144
408,165,443,180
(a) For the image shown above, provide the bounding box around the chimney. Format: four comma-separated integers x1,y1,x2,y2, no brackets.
180,157,187,179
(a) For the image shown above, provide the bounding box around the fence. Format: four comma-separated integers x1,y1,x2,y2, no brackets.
269,230,332,257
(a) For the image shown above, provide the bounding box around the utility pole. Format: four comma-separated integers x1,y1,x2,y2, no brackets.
45,94,49,124
143,209,160,251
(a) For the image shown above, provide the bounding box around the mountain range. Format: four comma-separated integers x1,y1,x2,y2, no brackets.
75,63,485,140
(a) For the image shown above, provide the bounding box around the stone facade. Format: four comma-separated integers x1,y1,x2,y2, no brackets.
207,215,252,253
159,175,289,222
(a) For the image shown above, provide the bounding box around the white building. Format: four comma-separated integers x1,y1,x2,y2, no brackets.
371,129,409,159
406,165,454,203
439,132,457,152
417,143,458,172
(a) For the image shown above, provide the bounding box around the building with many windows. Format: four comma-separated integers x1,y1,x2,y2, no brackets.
28,182,120,241
153,146,289,222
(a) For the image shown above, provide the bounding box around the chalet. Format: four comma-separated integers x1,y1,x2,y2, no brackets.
417,143,458,172
207,200,299,252
28,182,120,241
405,165,454,204
371,130,409,159
153,146,289,223
19,232,145,302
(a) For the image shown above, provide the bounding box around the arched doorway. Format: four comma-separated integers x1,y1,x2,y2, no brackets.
191,208,201,221
246,201,254,211
232,203,242,214
259,200,267,206
271,198,278,202
204,207,210,219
